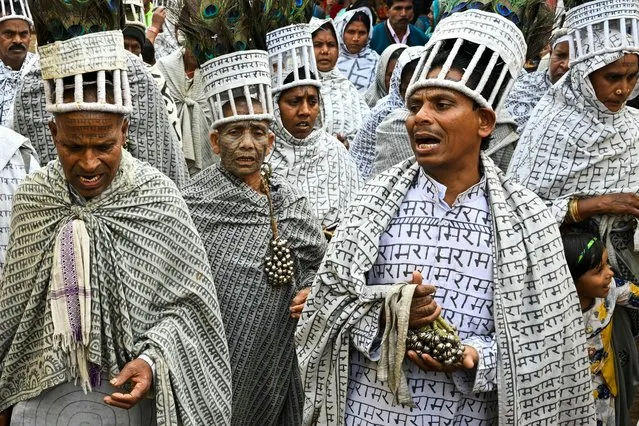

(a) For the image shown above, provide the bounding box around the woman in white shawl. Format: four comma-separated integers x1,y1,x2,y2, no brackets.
364,43,406,107
268,68,362,234
334,7,380,93
309,17,370,147
508,21,639,426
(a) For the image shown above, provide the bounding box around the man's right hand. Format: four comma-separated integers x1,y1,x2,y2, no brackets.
407,271,440,329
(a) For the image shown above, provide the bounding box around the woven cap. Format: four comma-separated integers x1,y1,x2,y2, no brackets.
201,50,274,129
406,10,526,113
0,0,32,25
39,31,131,114
267,24,321,94
565,0,639,64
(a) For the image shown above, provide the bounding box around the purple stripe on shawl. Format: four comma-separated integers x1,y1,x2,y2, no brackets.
59,222,83,342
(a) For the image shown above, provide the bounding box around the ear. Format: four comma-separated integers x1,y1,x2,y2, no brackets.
121,118,130,143
210,130,221,155
266,131,275,155
477,108,496,140
48,119,58,143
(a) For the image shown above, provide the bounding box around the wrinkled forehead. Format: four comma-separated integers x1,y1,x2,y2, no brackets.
54,112,125,138
221,97,265,118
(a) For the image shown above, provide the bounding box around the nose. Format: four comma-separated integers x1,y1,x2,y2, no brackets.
237,129,254,148
298,100,311,116
415,104,435,125
79,150,100,172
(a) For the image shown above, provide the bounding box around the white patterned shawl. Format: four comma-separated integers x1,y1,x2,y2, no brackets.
183,164,326,425
152,49,216,176
0,126,38,279
504,69,552,134
319,68,370,144
154,20,180,61
268,94,362,230
335,8,380,93
0,151,232,425
0,52,35,127
11,52,188,188
364,44,406,108
296,154,595,425
507,30,639,225
350,46,426,181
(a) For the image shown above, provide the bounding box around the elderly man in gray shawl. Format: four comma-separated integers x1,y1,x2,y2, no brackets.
181,46,326,424
297,9,595,426
0,7,232,425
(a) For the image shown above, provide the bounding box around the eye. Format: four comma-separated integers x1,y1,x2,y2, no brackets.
98,144,114,152
407,102,421,114
435,101,451,110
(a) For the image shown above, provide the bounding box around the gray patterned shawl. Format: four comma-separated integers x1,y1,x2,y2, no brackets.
364,44,406,108
183,164,326,425
152,49,216,176
0,53,35,127
11,52,188,188
296,154,595,425
503,69,551,134
0,151,232,425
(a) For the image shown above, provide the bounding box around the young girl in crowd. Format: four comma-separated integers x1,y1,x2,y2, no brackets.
562,230,639,425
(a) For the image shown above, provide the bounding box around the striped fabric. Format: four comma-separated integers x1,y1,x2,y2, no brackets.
0,151,232,425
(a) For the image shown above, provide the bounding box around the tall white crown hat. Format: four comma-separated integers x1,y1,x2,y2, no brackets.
201,50,274,129
565,0,639,64
123,0,146,31
40,31,131,114
406,9,526,113
0,0,32,25
267,24,321,94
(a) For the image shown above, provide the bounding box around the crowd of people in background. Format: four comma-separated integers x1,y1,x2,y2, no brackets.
0,0,639,425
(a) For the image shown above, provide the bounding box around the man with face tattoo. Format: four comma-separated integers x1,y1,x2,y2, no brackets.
182,49,326,425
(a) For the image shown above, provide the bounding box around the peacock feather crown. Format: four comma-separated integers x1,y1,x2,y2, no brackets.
178,0,313,128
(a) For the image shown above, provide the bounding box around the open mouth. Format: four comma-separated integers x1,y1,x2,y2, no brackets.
77,174,103,188
296,121,311,129
235,156,255,165
414,133,441,152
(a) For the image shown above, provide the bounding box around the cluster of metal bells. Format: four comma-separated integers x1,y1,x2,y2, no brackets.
265,237,294,287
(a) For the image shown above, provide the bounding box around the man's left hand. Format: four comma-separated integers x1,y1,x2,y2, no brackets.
104,358,153,409
407,345,479,373
289,287,311,319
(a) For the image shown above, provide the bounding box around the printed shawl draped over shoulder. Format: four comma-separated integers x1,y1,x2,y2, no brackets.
296,154,594,425
12,52,188,188
0,151,232,425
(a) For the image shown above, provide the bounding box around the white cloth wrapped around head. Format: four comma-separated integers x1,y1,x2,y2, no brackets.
39,31,132,115
565,0,639,65
406,10,526,113
0,0,32,25
200,50,274,129
267,24,321,94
